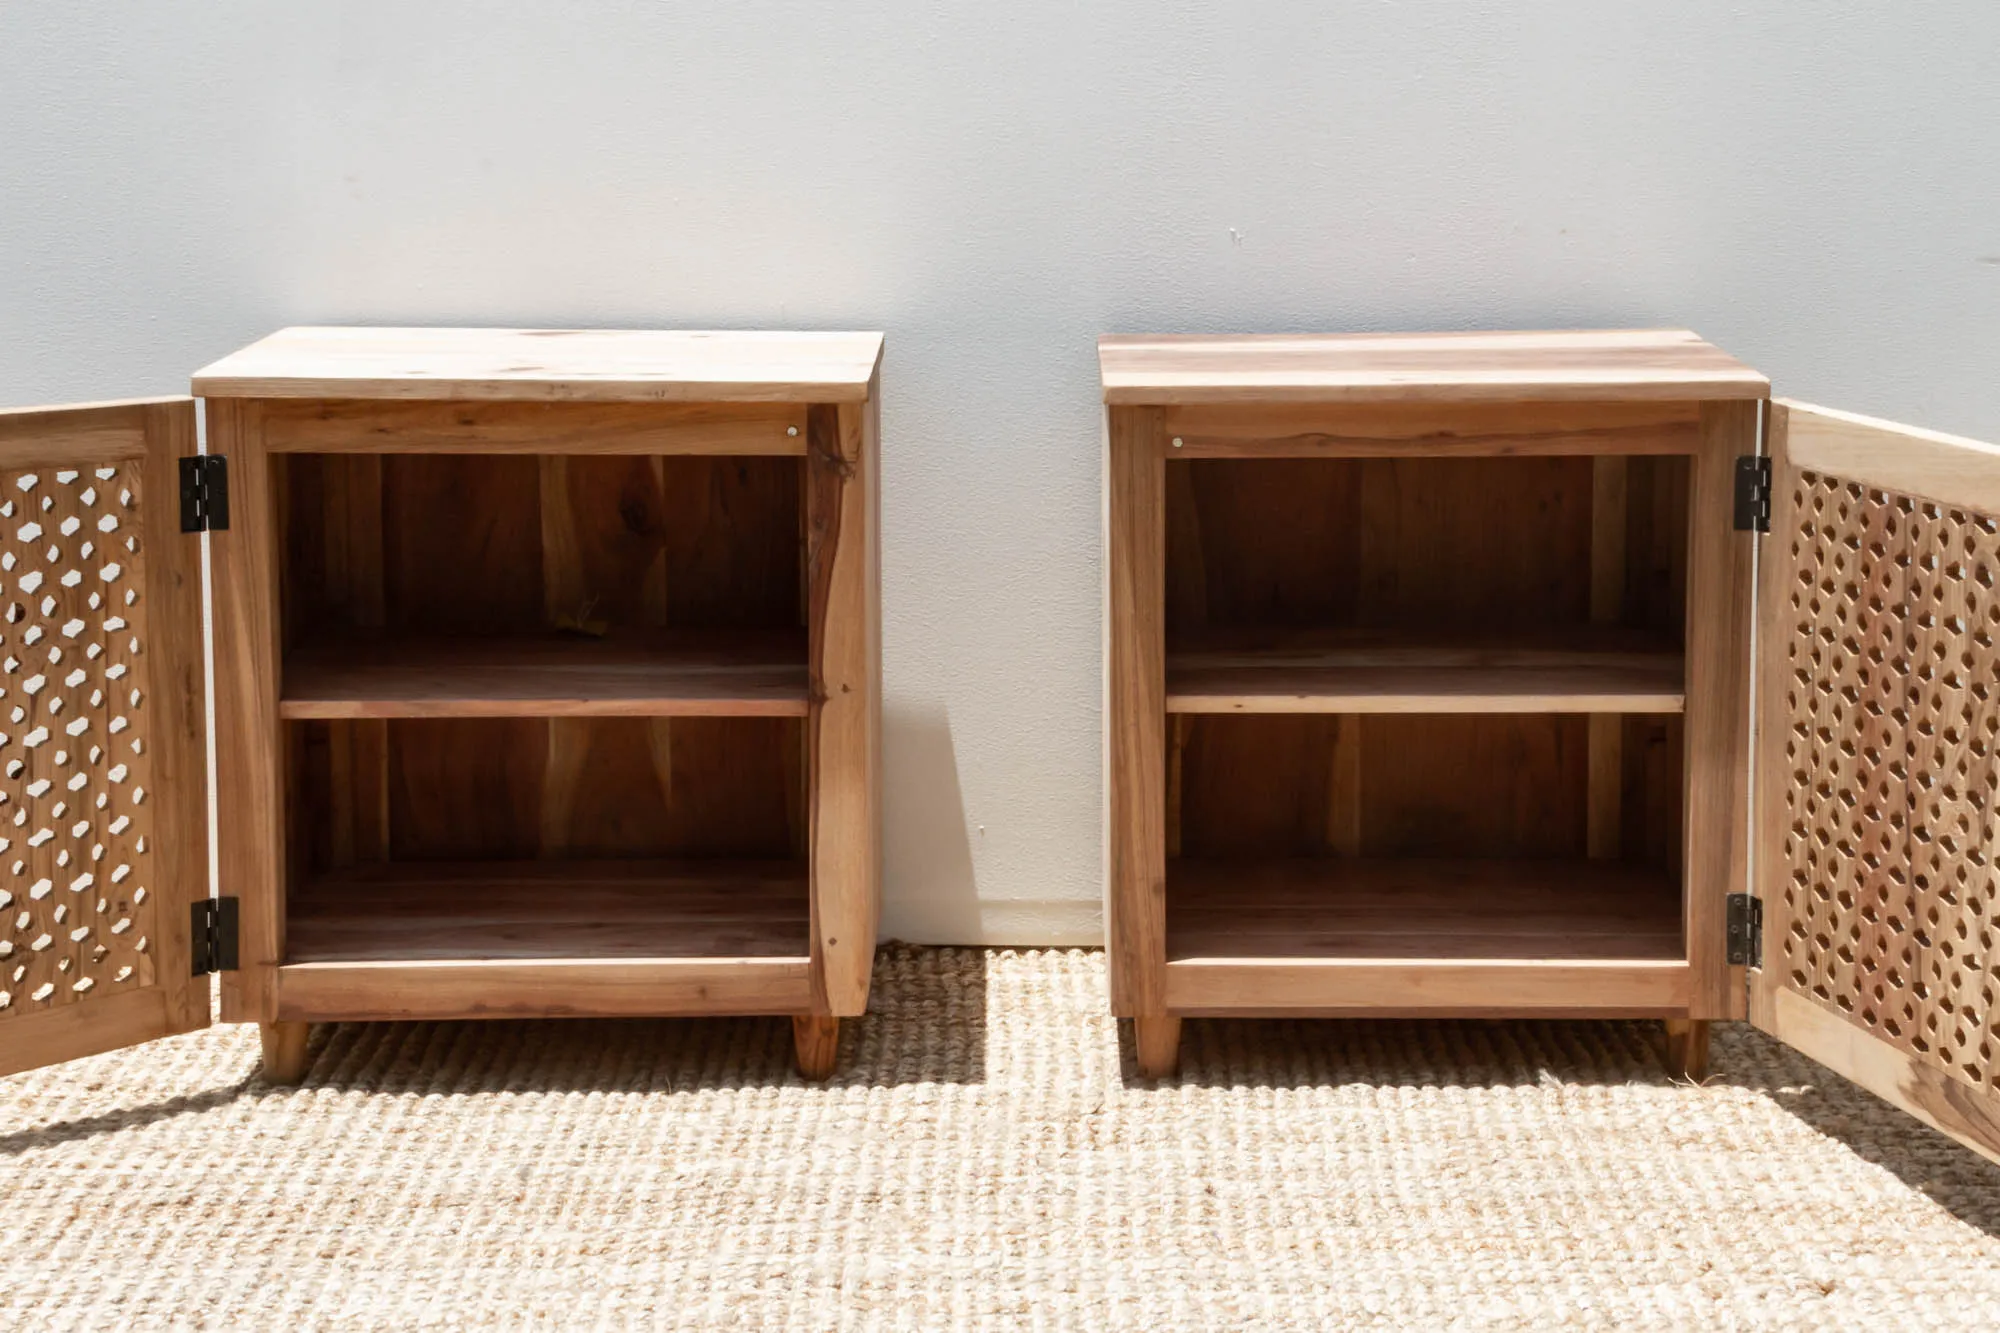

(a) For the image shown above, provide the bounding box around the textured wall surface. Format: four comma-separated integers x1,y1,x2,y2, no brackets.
2,3,1996,943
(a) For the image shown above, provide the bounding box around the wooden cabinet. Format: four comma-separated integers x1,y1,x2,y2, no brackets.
1103,329,2000,1164
0,327,881,1082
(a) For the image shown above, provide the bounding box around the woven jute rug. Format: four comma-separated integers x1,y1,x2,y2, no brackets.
4,946,2000,1329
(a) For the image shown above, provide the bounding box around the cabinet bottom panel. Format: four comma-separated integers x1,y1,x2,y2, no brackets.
276,859,816,1020
275,956,813,1021
288,859,809,961
1164,958,1690,1016
1162,856,1688,1016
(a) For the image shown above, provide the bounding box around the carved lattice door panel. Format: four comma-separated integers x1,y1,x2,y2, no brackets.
0,399,210,1077
1754,399,2000,1164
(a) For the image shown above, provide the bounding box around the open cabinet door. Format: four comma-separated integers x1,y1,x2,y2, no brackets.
0,398,211,1078
1753,398,2000,1164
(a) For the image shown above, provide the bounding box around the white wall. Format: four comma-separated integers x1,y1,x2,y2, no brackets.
3,3,1997,944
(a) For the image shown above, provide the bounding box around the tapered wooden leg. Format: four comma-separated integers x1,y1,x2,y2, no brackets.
1135,1014,1182,1078
260,1020,311,1084
792,1015,840,1080
1663,1018,1711,1081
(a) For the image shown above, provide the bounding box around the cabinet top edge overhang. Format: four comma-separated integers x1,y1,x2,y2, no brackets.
1098,328,1768,406
191,327,886,404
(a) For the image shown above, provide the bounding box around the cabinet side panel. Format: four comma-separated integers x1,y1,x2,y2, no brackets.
213,401,288,1021
1106,406,1167,1015
1683,401,1758,1019
806,397,879,1015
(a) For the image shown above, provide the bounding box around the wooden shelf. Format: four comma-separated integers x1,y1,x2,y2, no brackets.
1166,631,1684,714
280,633,809,719
278,860,815,1021
1163,858,1687,1014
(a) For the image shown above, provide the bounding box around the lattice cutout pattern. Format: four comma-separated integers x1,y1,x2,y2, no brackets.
1776,470,2000,1090
0,466,153,1017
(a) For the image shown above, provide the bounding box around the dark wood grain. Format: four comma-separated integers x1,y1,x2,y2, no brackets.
1167,858,1683,961
288,860,809,962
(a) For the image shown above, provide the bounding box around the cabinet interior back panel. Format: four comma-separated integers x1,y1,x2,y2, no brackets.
288,715,806,869
1166,455,1689,639
1175,712,1683,864
280,452,805,640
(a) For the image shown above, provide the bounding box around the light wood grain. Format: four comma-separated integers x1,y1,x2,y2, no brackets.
0,398,213,1074
261,398,808,454
0,396,177,466
1776,397,2000,514
276,957,814,1021
193,327,884,404
1105,405,1168,1017
1164,959,1690,1015
0,988,176,1080
1758,987,2000,1168
216,346,876,1032
280,634,809,719
139,398,216,1037
805,392,882,1018
1750,400,2000,1165
1682,402,1758,1019
211,400,290,1023
1159,399,1702,457
287,860,809,961
1101,330,1768,405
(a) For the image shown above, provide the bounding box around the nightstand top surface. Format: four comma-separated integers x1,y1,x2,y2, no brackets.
193,327,884,403
1098,329,1767,405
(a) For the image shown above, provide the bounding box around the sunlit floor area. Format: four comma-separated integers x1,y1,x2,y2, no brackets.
5,945,2000,1328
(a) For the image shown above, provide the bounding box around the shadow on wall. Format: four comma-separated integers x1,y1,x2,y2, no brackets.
881,703,981,944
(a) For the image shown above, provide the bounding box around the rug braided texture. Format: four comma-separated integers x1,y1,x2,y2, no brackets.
4,945,2000,1329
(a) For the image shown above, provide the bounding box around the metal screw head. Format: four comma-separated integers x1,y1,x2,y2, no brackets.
787,425,799,437
1171,437,1184,448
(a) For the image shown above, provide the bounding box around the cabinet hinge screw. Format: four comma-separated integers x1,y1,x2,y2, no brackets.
1726,894,1763,967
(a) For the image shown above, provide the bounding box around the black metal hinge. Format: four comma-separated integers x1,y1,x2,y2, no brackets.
1732,455,1771,532
190,897,239,975
1726,893,1763,967
179,455,230,532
